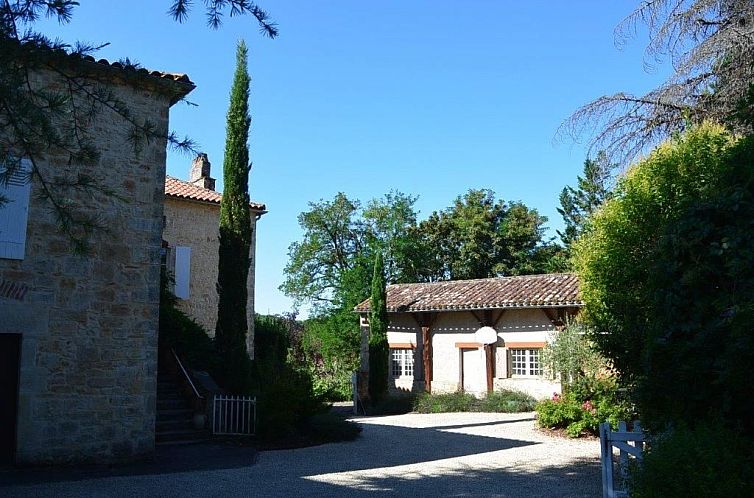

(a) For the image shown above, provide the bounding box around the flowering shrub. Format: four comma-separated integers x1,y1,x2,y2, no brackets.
535,376,632,437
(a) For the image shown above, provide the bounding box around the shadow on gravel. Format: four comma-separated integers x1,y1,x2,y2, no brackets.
301,455,601,498
0,442,258,487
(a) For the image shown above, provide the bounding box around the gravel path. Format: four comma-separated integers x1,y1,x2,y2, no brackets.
1,412,600,497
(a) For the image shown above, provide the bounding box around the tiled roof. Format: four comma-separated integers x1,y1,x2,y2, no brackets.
354,273,582,313
165,176,266,211
16,41,195,103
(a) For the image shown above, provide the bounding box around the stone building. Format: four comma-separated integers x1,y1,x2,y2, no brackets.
355,273,582,400
0,53,193,464
162,154,266,355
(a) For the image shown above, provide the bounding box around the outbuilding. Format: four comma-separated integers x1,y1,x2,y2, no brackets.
355,273,582,400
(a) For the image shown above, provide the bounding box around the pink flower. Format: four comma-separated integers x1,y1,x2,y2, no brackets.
551,392,561,401
582,400,596,413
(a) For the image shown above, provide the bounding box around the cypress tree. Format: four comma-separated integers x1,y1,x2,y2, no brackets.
216,40,253,391
368,251,389,404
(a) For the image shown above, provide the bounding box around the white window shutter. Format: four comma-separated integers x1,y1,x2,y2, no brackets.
174,246,191,299
0,159,32,260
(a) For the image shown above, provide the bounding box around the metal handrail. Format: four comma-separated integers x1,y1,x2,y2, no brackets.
171,348,203,400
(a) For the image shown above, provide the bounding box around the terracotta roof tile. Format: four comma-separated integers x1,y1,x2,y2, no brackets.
354,273,582,313
165,176,266,211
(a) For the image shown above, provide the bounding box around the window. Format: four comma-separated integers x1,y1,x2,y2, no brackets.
0,158,31,260
510,348,543,377
391,348,414,378
174,246,191,299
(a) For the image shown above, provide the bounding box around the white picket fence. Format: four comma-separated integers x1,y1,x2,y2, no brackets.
212,394,256,436
600,421,645,498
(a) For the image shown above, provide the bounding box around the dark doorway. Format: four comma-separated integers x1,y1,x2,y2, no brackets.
0,334,21,465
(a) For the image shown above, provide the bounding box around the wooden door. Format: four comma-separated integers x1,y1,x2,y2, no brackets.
0,334,21,464
461,348,484,394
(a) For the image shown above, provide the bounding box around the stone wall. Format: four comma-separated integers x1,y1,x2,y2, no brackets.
162,197,258,357
0,69,176,464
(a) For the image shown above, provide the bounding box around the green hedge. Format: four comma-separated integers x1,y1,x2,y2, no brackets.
413,390,537,414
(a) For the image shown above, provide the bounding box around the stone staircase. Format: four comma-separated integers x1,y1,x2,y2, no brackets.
156,372,210,445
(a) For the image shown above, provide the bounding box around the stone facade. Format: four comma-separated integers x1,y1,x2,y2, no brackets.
162,161,264,357
0,62,191,464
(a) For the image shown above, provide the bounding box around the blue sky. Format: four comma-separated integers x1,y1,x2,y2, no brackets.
38,1,668,315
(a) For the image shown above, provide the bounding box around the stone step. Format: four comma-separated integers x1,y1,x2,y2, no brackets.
155,428,210,444
156,418,195,432
156,408,194,422
157,398,190,410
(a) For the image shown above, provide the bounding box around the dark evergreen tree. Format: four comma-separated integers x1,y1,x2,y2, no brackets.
368,252,389,404
215,40,253,391
557,151,613,249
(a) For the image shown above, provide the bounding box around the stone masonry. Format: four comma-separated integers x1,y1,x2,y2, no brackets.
162,158,264,358
0,60,192,464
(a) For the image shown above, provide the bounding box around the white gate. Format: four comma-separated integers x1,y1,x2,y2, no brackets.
600,421,645,498
212,395,256,436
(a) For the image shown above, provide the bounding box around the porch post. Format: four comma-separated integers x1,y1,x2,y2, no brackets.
484,344,495,394
422,325,432,393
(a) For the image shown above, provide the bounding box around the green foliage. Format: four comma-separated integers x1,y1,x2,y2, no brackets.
418,189,557,280
573,123,741,382
630,425,754,498
158,302,220,377
535,377,632,437
478,390,538,413
413,390,536,414
414,392,477,413
368,252,389,403
368,395,416,415
215,40,253,391
251,314,325,439
300,412,362,445
541,322,606,386
557,151,613,249
574,123,754,438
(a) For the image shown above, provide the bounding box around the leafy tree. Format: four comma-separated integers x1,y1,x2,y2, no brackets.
562,1,754,163
541,322,606,387
281,193,367,312
0,1,275,251
417,189,557,280
557,151,613,249
573,123,754,436
368,252,388,403
215,40,253,392
362,191,427,284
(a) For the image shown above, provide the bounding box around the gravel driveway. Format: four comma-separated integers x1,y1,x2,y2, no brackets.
1,412,600,497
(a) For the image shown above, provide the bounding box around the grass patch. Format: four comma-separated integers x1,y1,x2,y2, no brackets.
413,390,536,414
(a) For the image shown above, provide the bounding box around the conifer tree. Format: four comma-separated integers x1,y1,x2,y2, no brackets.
557,151,613,249
368,252,389,404
216,40,253,389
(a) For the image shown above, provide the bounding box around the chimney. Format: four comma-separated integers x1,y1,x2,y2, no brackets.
189,153,216,191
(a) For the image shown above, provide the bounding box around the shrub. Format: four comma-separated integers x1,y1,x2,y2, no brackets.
414,392,476,413
535,377,633,437
303,412,362,444
369,395,415,415
630,425,754,497
252,314,326,439
479,390,537,413
413,390,536,414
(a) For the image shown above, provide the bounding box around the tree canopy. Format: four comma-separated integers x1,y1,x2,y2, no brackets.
557,151,613,249
573,123,754,434
562,0,754,164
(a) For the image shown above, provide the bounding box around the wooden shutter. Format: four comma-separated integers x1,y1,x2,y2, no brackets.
0,159,32,260
174,246,191,299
